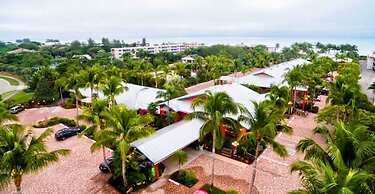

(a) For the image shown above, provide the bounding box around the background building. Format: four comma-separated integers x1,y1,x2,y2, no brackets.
367,51,375,70
111,42,203,59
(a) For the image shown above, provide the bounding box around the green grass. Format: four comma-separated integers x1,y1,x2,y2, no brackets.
4,90,34,107
0,76,19,86
201,184,238,194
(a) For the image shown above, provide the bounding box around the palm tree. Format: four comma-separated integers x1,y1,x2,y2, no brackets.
92,105,154,188
186,91,240,188
62,72,85,126
296,122,375,173
238,101,288,194
266,85,290,114
80,65,103,100
290,158,375,194
101,76,127,106
157,80,186,106
284,65,304,108
0,124,69,193
173,150,188,170
78,99,109,161
0,102,17,125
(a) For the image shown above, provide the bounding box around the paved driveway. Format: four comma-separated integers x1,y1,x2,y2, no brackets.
17,106,80,126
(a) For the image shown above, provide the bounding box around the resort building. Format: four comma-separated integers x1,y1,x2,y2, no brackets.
235,58,309,91
131,83,265,169
111,42,203,59
367,51,375,70
79,83,165,110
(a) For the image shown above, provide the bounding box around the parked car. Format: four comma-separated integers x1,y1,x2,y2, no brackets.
9,105,25,114
99,157,113,173
55,127,82,141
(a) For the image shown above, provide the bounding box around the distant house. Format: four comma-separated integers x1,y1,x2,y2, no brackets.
72,54,92,61
7,48,35,54
181,55,195,63
367,52,375,70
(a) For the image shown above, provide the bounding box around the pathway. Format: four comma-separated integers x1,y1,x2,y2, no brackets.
0,74,27,100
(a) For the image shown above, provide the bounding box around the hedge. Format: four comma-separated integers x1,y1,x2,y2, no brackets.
33,117,76,128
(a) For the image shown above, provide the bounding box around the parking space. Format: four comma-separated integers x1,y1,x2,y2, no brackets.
1,106,116,194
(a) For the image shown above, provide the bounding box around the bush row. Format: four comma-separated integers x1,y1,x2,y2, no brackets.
33,117,76,128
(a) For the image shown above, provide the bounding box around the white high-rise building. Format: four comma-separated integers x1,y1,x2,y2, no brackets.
111,42,203,59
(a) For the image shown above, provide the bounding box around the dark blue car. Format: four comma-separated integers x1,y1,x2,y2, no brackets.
55,127,81,141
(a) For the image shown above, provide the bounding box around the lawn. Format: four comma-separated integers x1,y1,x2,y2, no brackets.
0,76,19,86
4,90,34,107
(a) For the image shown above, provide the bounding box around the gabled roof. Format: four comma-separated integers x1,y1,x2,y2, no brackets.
132,83,266,164
165,83,265,115
131,119,204,164
80,83,165,110
237,58,309,88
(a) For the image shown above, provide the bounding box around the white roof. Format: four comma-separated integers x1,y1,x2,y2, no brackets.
80,83,165,110
132,83,266,164
165,83,266,119
237,58,309,88
131,119,204,164
181,55,195,60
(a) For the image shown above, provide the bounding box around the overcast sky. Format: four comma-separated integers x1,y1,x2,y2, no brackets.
1,0,374,42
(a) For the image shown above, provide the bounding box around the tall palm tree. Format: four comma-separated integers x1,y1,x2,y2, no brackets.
62,72,85,126
284,65,304,108
80,65,103,100
186,91,240,188
78,99,109,161
238,101,288,194
0,102,17,125
92,105,154,188
0,124,69,193
101,76,127,106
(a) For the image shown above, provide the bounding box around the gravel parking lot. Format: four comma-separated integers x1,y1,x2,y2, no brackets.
1,106,117,194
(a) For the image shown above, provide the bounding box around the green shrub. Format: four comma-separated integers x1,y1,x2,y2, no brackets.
33,117,76,128
63,98,75,109
170,169,198,187
201,184,238,194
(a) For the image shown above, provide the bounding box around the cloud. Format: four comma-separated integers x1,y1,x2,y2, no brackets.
0,0,374,41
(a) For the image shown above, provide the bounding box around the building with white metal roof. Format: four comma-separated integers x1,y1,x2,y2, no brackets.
237,58,309,88
80,83,165,110
131,83,265,164
131,119,204,164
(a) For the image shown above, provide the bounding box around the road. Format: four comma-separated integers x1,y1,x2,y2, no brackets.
359,60,375,104
0,75,27,100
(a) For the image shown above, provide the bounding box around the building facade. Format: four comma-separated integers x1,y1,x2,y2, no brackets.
367,52,375,70
111,42,203,59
